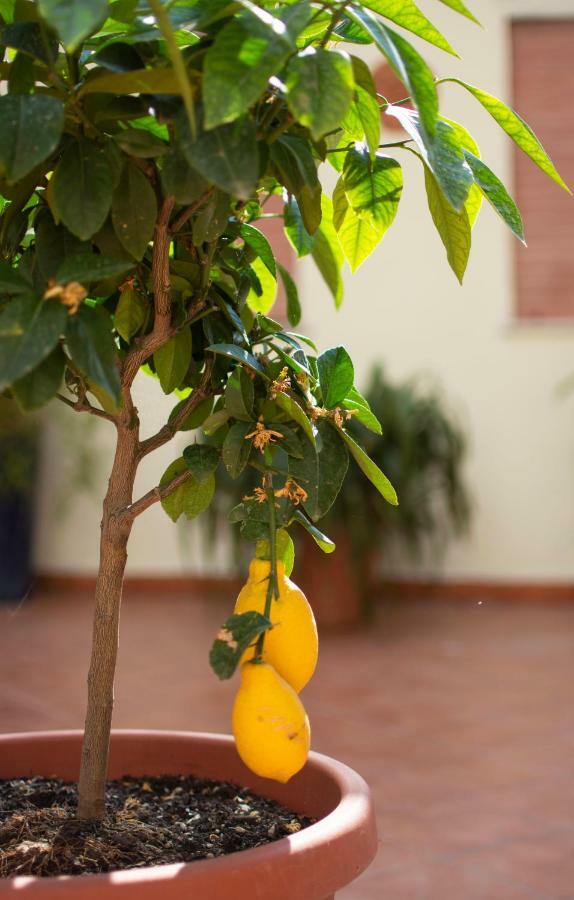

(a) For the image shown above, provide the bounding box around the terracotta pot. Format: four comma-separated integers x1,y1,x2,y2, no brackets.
296,529,363,629
0,730,377,899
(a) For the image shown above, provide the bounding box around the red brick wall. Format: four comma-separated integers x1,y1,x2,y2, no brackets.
512,20,574,319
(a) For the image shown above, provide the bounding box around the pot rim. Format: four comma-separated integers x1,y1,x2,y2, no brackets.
0,729,377,895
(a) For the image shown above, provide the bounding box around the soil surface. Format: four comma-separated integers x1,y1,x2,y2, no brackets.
0,774,312,878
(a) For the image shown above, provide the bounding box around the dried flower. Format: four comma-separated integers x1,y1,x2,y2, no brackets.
245,419,283,452
269,366,292,398
242,486,267,504
216,627,238,651
274,478,308,506
44,279,87,315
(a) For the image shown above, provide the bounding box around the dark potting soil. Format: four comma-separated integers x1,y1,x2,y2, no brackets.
0,774,312,878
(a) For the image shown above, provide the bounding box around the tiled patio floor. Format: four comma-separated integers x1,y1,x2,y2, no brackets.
1,589,573,898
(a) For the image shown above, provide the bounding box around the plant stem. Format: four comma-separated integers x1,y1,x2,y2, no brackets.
255,476,278,660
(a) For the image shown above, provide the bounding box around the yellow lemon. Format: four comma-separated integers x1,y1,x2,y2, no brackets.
234,558,318,693
233,662,310,782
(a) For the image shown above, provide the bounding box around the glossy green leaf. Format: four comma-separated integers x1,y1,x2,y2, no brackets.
222,421,253,478
343,147,403,233
183,444,220,484
111,162,157,259
203,8,295,129
246,256,277,314
178,113,259,200
224,368,254,421
277,262,301,327
154,328,192,394
274,391,316,445
285,48,355,140
386,106,472,212
436,0,479,24
317,346,354,408
442,78,570,193
52,139,114,240
168,395,214,432
463,151,525,243
293,509,336,553
348,6,438,139
207,343,267,376
364,0,457,56
424,165,471,284
0,95,64,183
0,263,31,295
342,386,382,435
12,346,65,411
192,190,230,245
312,196,344,308
338,426,398,505
271,136,322,235
341,56,380,159
112,128,168,158
240,224,276,277
57,253,134,284
38,0,108,50
440,116,483,226
67,305,120,401
0,295,66,391
80,67,184,96
114,287,148,342
209,611,271,680
289,421,349,521
160,457,215,522
160,149,208,204
255,528,295,577
284,196,315,257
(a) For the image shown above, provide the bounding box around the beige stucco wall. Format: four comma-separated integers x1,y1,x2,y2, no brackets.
34,0,574,582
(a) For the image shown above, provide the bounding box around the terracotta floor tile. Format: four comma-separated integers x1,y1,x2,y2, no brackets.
1,591,574,898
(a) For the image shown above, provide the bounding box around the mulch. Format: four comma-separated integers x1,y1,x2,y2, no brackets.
0,774,312,878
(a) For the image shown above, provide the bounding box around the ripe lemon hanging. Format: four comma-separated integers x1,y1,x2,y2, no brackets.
234,558,318,693
233,661,310,782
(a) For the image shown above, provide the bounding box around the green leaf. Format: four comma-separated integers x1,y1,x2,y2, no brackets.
208,343,267,376
168,395,214,432
209,611,272,680
317,346,354,408
224,368,254,421
463,151,525,243
289,420,349,521
192,190,230,245
12,346,65,411
343,147,403,233
160,457,215,522
277,262,301,327
255,528,295,577
440,116,482,226
424,165,471,283
154,328,192,394
285,48,355,141
342,386,382,435
0,295,67,391
178,113,259,200
338,426,398,505
240,223,276,277
274,391,316,445
160,148,208,204
80,67,185,96
246,256,277,314
341,56,381,159
114,287,149,342
284,196,315,257
364,0,457,56
183,443,220,483
202,407,230,436
0,95,64,183
0,262,31,295
312,195,344,308
348,7,438,139
222,420,253,478
111,162,157,259
441,78,570,193
386,107,472,212
67,305,120,401
56,253,133,284
436,0,479,24
203,8,295,129
112,128,168,158
52,139,114,240
271,136,321,235
38,0,108,51
293,509,336,553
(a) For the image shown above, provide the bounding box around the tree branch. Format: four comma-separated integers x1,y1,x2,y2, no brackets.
56,393,116,423
169,188,214,234
138,358,215,459
120,468,192,522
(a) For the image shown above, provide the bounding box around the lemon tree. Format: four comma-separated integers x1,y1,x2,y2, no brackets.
0,0,567,809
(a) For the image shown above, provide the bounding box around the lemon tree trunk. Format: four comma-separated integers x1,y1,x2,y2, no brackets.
76,415,139,820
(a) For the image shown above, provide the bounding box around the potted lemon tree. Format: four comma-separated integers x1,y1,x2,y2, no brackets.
0,0,567,895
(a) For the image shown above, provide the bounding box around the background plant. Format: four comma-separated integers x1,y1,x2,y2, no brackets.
0,0,566,820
